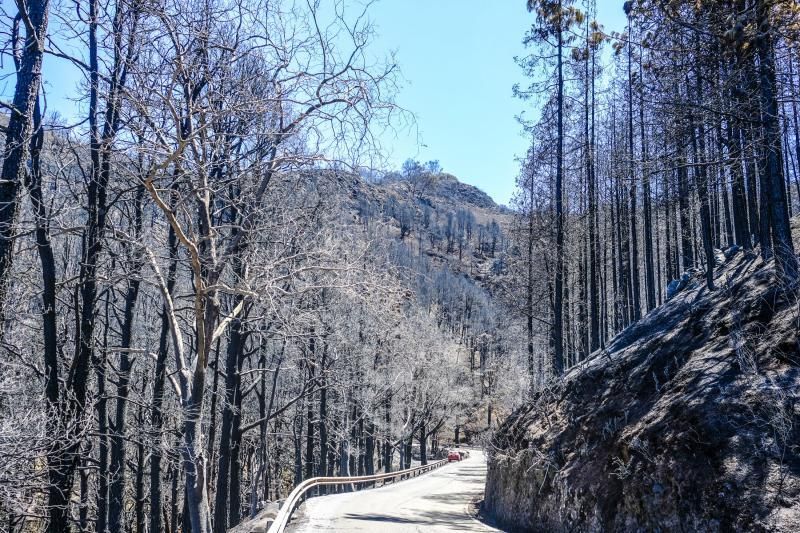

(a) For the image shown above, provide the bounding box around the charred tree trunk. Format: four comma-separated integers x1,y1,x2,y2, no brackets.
588,44,600,352
755,0,798,282
0,0,50,326
420,420,427,466
552,0,565,376
383,394,392,473
213,299,246,533
690,62,716,290
108,186,145,533
150,191,178,533
678,139,694,271
728,84,753,250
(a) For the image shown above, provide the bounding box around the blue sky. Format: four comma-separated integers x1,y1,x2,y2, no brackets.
366,0,534,206
1,0,627,207
367,0,628,206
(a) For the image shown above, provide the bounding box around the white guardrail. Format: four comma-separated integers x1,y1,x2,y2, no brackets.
265,458,449,533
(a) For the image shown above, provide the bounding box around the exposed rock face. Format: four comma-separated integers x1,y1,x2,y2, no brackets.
485,252,800,532
228,502,280,532
666,269,699,300
434,173,498,209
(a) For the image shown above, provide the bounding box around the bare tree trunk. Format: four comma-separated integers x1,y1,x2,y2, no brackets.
588,44,600,352
756,0,798,283
319,339,329,478
526,146,538,387
135,398,146,533
303,334,316,482
627,16,642,321
728,79,752,249
25,95,76,533
108,186,145,532
365,421,375,475
678,139,694,271
150,194,178,533
213,300,245,533
690,60,716,291
420,420,427,466
95,296,110,533
0,0,50,327
552,0,565,376
664,159,675,281
743,124,761,242
788,55,800,208
637,41,655,313
383,394,392,473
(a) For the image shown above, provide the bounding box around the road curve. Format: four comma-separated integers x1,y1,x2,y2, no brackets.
289,450,503,532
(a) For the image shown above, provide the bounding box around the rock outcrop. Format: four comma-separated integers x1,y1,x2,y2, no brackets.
485,250,800,532
434,173,499,210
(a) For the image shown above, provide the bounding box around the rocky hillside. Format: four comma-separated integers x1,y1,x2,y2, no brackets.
336,169,513,291
485,241,800,531
428,173,501,210
329,169,523,436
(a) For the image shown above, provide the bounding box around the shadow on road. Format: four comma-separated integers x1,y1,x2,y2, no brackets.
342,510,490,531
423,491,477,503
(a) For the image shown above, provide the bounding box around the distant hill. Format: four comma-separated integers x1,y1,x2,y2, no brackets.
339,169,513,287
329,168,523,439
373,172,503,211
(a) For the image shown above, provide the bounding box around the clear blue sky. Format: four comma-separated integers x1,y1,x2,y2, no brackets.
367,0,533,206
367,0,627,206
1,0,627,207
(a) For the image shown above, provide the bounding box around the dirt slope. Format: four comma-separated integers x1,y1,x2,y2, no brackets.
485,248,800,532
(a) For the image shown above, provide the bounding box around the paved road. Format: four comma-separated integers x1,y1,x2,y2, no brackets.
290,451,502,532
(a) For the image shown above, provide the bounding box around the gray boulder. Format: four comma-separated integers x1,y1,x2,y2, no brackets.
666,279,682,300
714,248,726,266
666,270,699,300
724,245,742,260
229,501,282,533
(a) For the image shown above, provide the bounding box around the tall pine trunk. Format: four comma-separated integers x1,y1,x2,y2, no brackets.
755,0,798,283
552,0,565,375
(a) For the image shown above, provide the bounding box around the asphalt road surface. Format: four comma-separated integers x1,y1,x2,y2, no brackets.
289,450,503,532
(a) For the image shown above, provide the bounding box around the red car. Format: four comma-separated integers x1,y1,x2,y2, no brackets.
447,450,462,462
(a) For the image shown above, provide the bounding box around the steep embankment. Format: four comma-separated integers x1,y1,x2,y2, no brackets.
485,246,800,531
